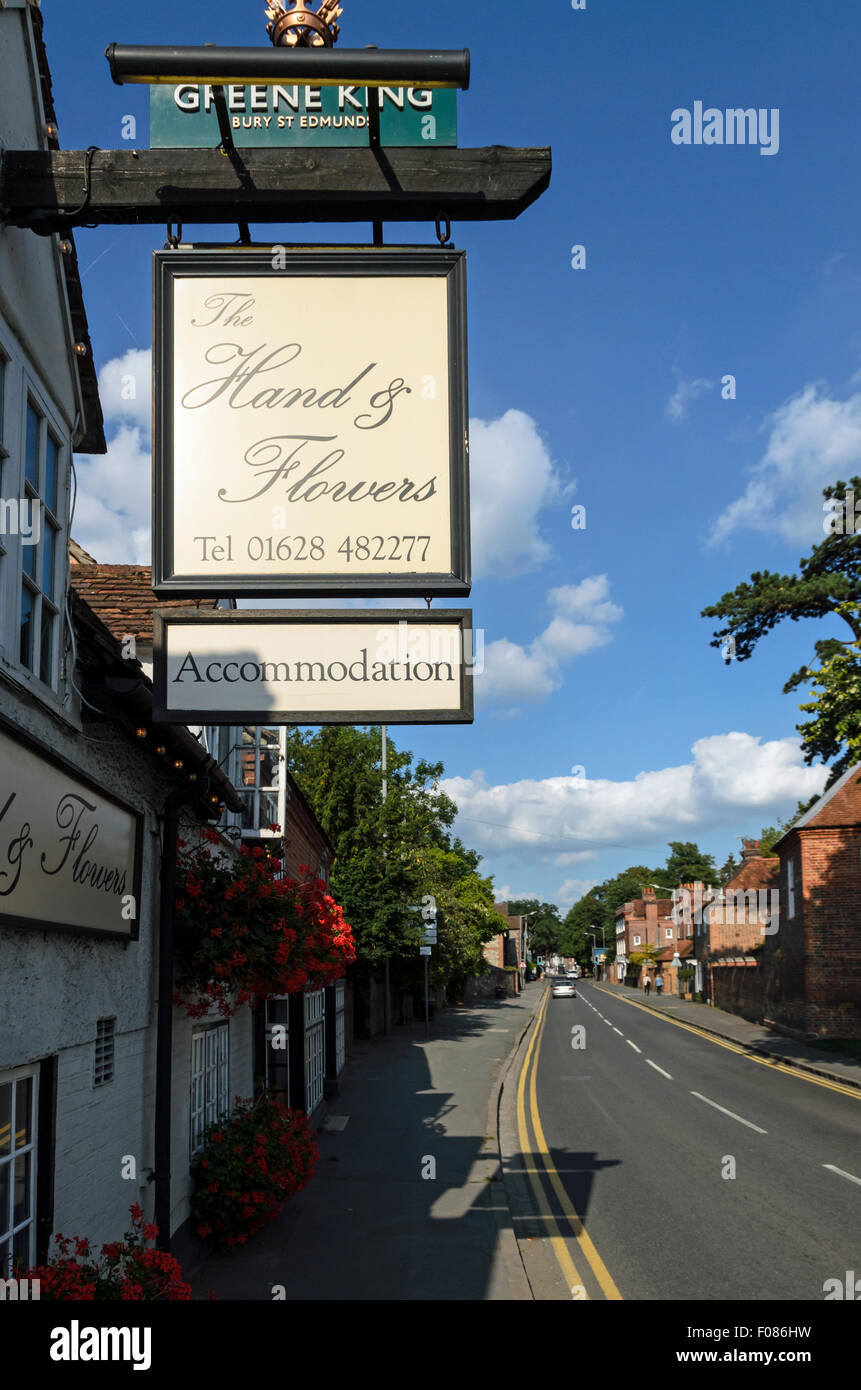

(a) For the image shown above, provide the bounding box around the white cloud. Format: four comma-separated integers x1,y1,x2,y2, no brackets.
479,575,623,708
97,348,152,432
469,409,568,579
557,877,600,908
666,373,714,422
710,383,861,545
73,426,151,564
440,732,827,867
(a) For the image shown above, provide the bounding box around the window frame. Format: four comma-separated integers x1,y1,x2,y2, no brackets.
0,1064,40,1279
190,1022,229,1158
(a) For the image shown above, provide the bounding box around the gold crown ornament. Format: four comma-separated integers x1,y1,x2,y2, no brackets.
265,1,343,47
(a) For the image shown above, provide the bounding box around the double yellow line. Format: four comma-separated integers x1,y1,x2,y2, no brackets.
515,988,622,1300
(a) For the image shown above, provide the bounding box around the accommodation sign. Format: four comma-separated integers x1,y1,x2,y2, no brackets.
152,247,470,598
153,610,474,725
149,83,457,148
0,722,142,941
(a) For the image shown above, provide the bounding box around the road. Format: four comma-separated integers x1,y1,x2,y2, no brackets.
509,980,861,1300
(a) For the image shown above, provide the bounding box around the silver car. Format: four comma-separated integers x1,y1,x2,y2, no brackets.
551,977,577,999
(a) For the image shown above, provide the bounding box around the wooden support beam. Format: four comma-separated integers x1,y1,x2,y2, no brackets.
0,145,551,233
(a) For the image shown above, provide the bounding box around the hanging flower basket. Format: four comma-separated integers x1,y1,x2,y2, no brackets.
174,830,356,1018
192,1090,318,1248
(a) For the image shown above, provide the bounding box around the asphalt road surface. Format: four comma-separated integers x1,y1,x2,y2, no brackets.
521,980,861,1300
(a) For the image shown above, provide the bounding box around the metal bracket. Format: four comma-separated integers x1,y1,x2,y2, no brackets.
435,213,452,247
165,221,182,248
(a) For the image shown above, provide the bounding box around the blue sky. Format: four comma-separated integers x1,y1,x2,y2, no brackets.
47,1,861,907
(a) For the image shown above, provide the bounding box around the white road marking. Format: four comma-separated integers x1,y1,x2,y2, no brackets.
604,1019,613,1027
690,1091,767,1133
823,1163,861,1187
646,1060,673,1080
613,1027,623,1036
626,1040,642,1053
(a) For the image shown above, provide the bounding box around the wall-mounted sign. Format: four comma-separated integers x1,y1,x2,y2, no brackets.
152,248,470,598
0,718,142,941
152,609,474,726
150,84,457,148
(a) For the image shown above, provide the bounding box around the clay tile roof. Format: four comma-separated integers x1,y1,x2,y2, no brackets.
70,560,218,643
725,857,780,893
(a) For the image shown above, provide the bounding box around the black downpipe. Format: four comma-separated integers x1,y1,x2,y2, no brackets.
154,792,181,1252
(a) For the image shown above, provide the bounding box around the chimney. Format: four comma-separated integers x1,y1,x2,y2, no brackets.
741,840,762,862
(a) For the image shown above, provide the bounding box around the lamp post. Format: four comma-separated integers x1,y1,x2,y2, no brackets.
588,931,597,977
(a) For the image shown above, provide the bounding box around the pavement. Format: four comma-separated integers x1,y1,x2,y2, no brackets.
192,985,542,1300
593,980,861,1090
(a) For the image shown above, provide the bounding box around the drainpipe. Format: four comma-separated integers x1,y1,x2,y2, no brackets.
154,791,181,1252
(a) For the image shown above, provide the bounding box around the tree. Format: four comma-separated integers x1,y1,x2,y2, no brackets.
717,853,739,886
662,841,717,885
283,727,497,996
702,477,861,785
507,898,562,957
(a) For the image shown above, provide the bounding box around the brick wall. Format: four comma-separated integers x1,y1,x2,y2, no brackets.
799,827,861,1037
709,961,764,1024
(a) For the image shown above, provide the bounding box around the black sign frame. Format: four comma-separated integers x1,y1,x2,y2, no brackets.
152,608,475,726
152,246,471,598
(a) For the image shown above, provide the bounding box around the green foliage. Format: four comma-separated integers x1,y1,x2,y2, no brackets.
506,898,562,955
662,841,717,884
702,477,861,785
283,726,497,994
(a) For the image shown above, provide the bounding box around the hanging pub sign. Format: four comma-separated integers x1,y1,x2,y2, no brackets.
152,609,475,725
152,247,470,598
0,716,142,941
149,83,458,148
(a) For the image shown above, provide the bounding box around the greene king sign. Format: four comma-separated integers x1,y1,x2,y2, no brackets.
153,610,474,725
150,83,457,148
152,247,470,598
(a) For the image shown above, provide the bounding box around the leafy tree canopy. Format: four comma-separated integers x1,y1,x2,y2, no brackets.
702,477,861,786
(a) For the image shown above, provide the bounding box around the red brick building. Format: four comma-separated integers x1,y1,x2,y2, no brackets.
763,769,861,1039
615,889,681,986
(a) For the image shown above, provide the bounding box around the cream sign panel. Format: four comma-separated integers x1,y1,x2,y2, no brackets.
153,248,470,598
153,610,474,725
0,724,142,940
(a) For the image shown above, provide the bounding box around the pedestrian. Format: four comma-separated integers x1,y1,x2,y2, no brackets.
655,972,663,997
643,973,651,997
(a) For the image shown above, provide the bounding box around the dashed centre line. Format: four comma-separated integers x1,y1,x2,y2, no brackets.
690,1091,767,1134
626,1039,642,1053
823,1163,861,1187
612,1027,623,1036
646,1060,673,1080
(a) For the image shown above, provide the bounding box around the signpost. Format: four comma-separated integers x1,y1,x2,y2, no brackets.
152,247,470,599
152,609,475,724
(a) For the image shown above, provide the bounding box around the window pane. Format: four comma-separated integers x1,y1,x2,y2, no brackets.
13,1152,30,1226
12,1224,32,1274
21,528,37,581
25,405,39,489
0,1239,10,1281
0,1084,11,1158
42,522,56,597
0,1164,8,1238
19,587,33,669
0,357,5,448
45,436,59,514
39,608,54,686
14,1078,32,1150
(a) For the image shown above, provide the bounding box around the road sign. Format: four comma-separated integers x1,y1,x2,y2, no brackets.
420,946,432,956
152,609,474,725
